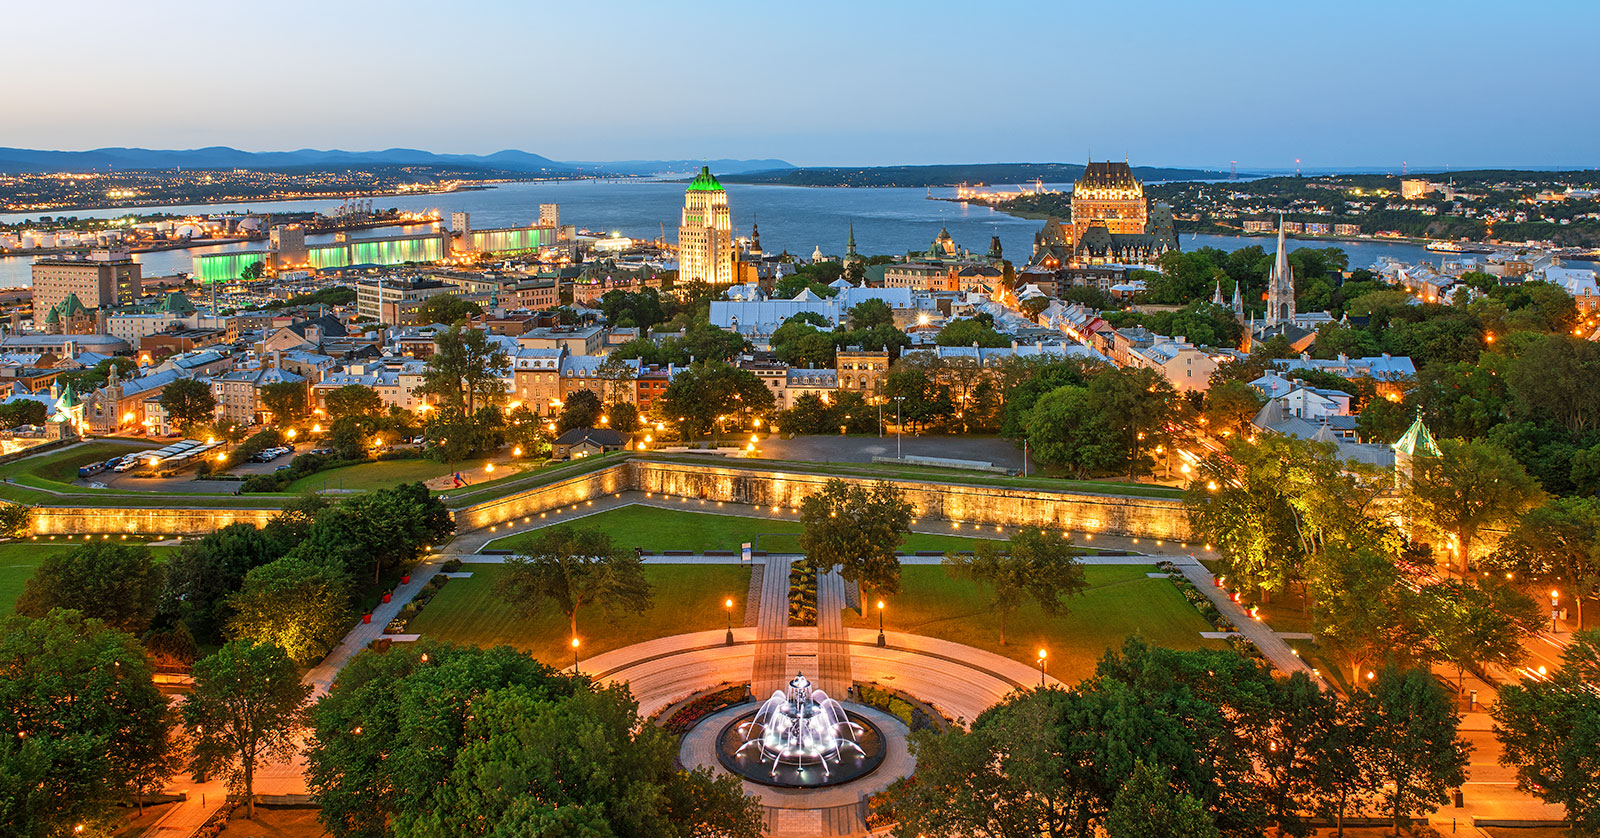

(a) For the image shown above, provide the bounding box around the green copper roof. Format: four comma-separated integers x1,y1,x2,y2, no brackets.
686,166,724,192
1392,414,1442,458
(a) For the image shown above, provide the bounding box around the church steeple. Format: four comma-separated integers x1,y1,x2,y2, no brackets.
1211,279,1225,307
844,220,858,264
1231,277,1244,316
1265,214,1295,327
750,215,761,253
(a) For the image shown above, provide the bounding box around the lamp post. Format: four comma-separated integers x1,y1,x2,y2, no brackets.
876,599,886,647
893,396,905,459
571,636,580,672
1551,589,1560,633
725,597,735,646
1037,648,1048,688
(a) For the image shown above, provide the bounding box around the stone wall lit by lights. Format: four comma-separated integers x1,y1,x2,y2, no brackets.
31,506,279,536
28,460,1191,541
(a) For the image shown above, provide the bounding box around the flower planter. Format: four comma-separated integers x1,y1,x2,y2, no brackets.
362,614,372,624
382,593,392,604
401,575,411,585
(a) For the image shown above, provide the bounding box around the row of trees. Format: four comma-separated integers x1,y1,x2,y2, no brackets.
16,482,453,667
884,641,1471,837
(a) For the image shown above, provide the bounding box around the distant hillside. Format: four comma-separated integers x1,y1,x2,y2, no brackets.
720,162,1232,188
0,146,577,175
562,158,794,176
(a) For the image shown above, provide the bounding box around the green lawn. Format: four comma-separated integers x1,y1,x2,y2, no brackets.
0,441,160,488
406,563,752,668
286,459,455,493
0,540,177,612
481,505,1000,554
843,564,1222,685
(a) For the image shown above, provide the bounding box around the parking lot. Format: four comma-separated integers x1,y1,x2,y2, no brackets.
75,447,305,494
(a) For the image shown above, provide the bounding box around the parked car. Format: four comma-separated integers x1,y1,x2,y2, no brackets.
113,458,140,472
77,462,106,478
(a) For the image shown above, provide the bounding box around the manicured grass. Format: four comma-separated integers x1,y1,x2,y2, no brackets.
842,564,1222,685
440,451,633,508
406,563,752,668
286,458,454,493
0,441,159,488
481,505,1000,554
0,540,176,612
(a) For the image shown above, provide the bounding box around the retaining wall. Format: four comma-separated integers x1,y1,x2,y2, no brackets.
31,505,279,536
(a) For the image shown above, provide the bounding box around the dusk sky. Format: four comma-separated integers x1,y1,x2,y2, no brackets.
12,0,1597,170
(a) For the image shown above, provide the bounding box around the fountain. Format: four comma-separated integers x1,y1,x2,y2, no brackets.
715,672,887,788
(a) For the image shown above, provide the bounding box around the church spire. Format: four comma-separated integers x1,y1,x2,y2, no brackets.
1265,213,1295,327
1212,279,1225,306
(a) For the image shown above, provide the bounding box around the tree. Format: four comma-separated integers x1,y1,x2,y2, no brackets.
183,640,309,819
15,542,163,634
495,525,653,643
557,387,603,433
240,260,265,281
323,384,382,420
414,294,482,326
1492,495,1600,629
1308,544,1423,687
1420,577,1542,688
306,642,760,838
0,503,28,539
260,379,307,425
1358,668,1470,833
1105,761,1221,838
883,354,954,432
1023,385,1119,478
656,360,774,439
595,354,637,405
936,317,1010,348
799,479,914,597
0,610,176,838
1257,673,1341,837
226,556,352,665
160,522,291,643
417,324,510,416
848,298,894,330
1492,629,1600,835
1405,438,1544,574
159,376,216,431
1019,296,1052,321
1313,694,1381,838
943,528,1086,645
1202,379,1264,439
1090,366,1181,480
292,482,454,585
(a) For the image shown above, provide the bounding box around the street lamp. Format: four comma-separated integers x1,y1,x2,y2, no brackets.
876,599,886,647
1037,648,1048,687
571,636,580,672
893,396,905,460
725,597,735,646
1551,589,1560,633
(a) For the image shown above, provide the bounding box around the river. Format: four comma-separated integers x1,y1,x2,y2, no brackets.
0,180,1437,289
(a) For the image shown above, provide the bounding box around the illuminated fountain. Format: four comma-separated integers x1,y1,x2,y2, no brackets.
716,672,886,788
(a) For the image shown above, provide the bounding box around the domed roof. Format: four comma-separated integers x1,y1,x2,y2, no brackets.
686,166,724,193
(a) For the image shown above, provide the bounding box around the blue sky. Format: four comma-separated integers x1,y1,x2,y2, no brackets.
9,0,1596,169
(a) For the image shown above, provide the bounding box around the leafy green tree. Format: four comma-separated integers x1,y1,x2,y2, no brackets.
1492,629,1600,835
1405,438,1544,574
413,294,482,326
1090,366,1181,479
848,298,894,330
260,379,307,425
15,542,163,634
594,354,637,405
883,353,954,432
1105,761,1221,838
160,522,292,642
557,387,603,432
1307,543,1426,687
183,640,309,819
656,360,773,439
1492,495,1600,628
1505,333,1600,434
495,525,652,644
1023,385,1119,478
226,556,352,665
1184,437,1309,597
1313,694,1380,838
292,482,454,584
323,384,382,420
1256,673,1339,837
306,642,759,838
417,324,510,416
1420,577,1542,687
935,317,1009,348
777,392,834,435
159,376,217,432
1019,295,1052,321
1202,379,1263,438
1357,668,1471,832
0,398,47,427
799,479,914,597
0,610,176,838
0,503,28,539
995,355,1103,438
944,529,1085,645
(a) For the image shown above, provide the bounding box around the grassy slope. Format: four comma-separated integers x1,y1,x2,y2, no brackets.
843,564,1222,686
481,505,999,554
407,563,751,668
286,459,454,493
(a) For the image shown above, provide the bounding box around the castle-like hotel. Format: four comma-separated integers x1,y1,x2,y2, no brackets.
1029,160,1180,268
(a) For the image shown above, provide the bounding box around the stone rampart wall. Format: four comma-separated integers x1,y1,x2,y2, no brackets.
456,462,633,531
32,506,279,536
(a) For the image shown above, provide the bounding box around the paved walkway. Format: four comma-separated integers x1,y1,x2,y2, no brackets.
753,554,793,697
1171,557,1319,683
816,569,853,697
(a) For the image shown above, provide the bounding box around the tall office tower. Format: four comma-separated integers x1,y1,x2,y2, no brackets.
677,167,733,287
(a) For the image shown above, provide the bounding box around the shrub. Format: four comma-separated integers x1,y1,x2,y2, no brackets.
440,558,464,573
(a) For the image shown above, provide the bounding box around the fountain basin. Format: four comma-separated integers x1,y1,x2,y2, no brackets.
714,704,888,788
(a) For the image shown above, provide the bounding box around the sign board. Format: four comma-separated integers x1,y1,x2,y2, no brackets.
741,542,752,564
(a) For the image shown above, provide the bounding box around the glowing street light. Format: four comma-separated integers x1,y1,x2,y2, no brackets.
1551,589,1560,633
876,599,886,647
1037,648,1048,687
571,636,581,671
725,597,735,646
